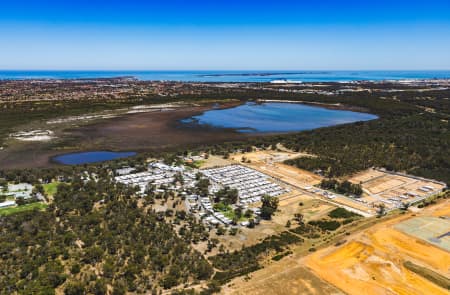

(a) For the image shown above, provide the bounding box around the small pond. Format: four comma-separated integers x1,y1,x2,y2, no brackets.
53,151,136,165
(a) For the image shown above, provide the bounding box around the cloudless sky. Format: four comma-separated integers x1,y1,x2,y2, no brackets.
1,0,450,70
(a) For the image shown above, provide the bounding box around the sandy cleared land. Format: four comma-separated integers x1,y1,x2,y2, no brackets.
231,150,322,187
305,199,450,295
230,150,378,216
222,263,344,295
223,200,450,295
199,155,234,169
274,193,334,225
347,168,447,211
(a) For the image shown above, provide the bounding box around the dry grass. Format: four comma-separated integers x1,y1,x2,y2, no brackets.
230,150,322,187
221,264,343,295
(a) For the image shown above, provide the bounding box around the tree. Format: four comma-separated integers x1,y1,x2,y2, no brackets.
64,282,85,295
173,172,184,185
196,178,210,196
92,279,107,295
70,264,81,275
400,202,410,211
260,195,279,220
293,213,304,224
195,172,203,180
229,227,238,235
33,183,45,196
216,226,226,235
16,197,26,206
214,186,238,205
234,207,242,219
0,179,7,190
376,203,386,217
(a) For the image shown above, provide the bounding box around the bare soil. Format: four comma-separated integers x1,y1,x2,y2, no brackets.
305,199,450,295
0,103,248,168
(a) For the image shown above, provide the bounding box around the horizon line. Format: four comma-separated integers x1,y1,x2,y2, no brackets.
1,69,450,72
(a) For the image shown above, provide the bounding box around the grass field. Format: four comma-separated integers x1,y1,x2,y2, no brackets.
0,202,48,216
43,182,60,196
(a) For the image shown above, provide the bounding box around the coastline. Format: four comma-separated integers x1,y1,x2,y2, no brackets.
1,70,450,82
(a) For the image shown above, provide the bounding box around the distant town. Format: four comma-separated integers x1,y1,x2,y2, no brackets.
1,76,449,103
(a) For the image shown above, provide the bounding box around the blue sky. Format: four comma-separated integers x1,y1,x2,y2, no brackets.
1,0,450,70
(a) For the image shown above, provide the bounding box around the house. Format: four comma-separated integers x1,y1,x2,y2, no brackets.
0,200,16,208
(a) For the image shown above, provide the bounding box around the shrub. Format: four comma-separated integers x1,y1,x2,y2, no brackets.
328,208,361,219
308,220,341,231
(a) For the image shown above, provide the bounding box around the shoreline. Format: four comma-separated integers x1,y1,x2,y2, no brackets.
257,99,372,113
0,99,380,169
0,101,247,169
1,71,450,83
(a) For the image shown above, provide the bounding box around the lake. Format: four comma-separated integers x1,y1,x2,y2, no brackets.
182,102,378,133
53,151,136,165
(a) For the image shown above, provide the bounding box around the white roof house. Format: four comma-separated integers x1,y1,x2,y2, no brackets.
0,200,16,208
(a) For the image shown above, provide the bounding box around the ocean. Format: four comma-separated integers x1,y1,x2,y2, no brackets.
0,70,449,82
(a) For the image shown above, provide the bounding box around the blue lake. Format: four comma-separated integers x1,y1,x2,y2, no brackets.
183,102,378,133
53,151,136,165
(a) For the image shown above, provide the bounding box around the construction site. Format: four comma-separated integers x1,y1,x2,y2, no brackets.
348,168,447,211
223,198,450,295
225,150,447,216
305,199,450,295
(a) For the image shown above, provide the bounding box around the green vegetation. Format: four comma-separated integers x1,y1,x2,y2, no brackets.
272,250,293,261
213,186,238,205
403,261,450,290
212,202,232,212
1,83,450,292
326,207,362,225
289,222,321,239
260,195,279,220
283,111,449,184
308,219,341,231
213,203,247,224
210,231,302,283
0,176,213,294
2,85,450,184
195,177,210,196
187,88,450,185
0,202,47,216
328,207,361,219
319,179,363,196
43,181,61,196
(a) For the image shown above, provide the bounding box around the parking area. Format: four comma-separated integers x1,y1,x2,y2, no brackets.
201,165,288,205
114,162,195,194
